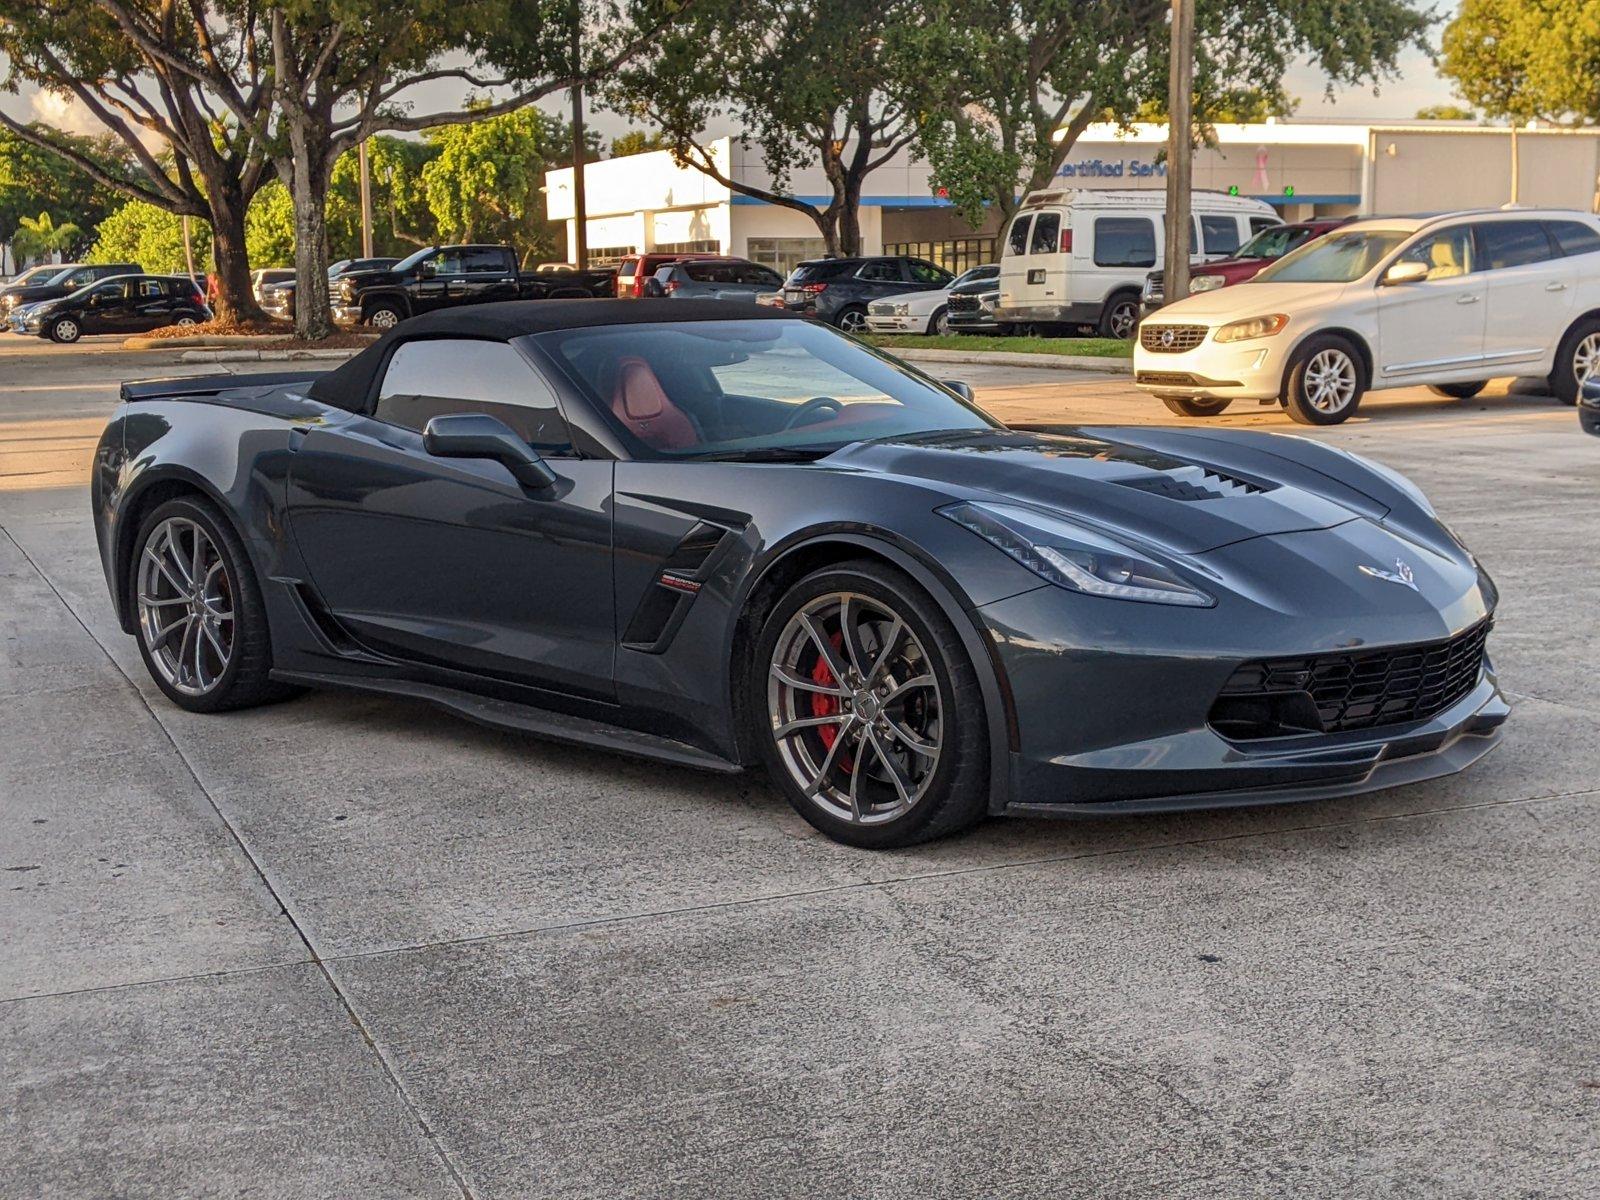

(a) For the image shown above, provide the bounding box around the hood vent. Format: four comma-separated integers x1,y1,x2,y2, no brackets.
1116,464,1270,502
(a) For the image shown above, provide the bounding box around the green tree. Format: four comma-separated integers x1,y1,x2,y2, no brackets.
327,136,439,258
246,183,297,267
907,0,1433,228
11,211,83,262
609,128,669,156
608,0,926,256
88,200,211,274
1415,103,1478,120
1,126,127,263
0,0,275,323
421,107,575,259
1441,0,1600,125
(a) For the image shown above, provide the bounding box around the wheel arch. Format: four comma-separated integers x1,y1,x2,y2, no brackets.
360,289,411,318
1283,325,1374,396
111,469,248,635
727,528,1017,811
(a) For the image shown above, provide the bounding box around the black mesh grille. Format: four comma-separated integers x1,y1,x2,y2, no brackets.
1140,324,1207,353
948,294,983,313
1212,621,1490,739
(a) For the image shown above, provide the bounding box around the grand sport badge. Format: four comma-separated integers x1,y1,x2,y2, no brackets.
1359,558,1419,591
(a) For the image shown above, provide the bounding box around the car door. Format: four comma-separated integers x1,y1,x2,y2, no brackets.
855,258,904,299
1375,225,1486,382
1473,220,1573,371
127,278,173,330
286,336,616,700
1021,210,1065,310
80,280,133,332
411,249,454,313
450,247,519,305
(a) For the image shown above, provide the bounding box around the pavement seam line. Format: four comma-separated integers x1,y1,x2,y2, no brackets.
0,523,481,1200
315,784,1599,967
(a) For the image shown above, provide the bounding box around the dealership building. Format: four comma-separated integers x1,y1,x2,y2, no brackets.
546,120,1600,275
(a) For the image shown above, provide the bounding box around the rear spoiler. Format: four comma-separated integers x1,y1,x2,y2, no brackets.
119,369,327,403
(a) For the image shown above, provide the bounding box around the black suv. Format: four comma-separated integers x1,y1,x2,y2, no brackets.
19,274,209,343
1,262,143,315
780,256,953,331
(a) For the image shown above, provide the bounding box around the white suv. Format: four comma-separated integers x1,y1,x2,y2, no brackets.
1133,210,1600,424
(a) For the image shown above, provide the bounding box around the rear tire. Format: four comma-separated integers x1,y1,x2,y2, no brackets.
753,560,988,849
1550,317,1600,405
1284,334,1365,425
835,306,868,334
1161,396,1233,418
130,496,296,713
1097,292,1141,340
1428,381,1486,399
929,305,950,337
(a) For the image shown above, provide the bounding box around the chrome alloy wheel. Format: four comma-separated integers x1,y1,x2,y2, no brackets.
136,517,235,696
837,309,868,334
767,592,942,826
1303,347,1358,413
1573,331,1600,386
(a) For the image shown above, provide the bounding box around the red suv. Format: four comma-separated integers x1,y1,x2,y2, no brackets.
614,252,734,298
1141,217,1354,313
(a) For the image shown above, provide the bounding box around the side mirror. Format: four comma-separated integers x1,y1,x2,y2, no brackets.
1380,260,1429,287
419,260,438,278
942,379,975,402
422,413,559,492
642,278,666,298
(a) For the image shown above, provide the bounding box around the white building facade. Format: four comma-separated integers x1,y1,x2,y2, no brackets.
546,121,1600,275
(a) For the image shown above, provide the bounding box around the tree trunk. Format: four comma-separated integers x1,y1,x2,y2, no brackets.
206,189,264,327
837,180,864,256
284,131,334,340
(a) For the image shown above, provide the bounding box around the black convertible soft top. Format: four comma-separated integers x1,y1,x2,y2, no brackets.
307,299,799,410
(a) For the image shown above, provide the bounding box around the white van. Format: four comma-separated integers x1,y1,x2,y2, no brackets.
995,189,1280,338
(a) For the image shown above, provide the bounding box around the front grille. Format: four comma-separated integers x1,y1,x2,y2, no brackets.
1211,621,1491,740
948,294,983,313
1140,324,1207,353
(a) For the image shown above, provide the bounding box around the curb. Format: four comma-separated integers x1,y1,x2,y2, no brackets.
178,348,360,363
894,347,1132,373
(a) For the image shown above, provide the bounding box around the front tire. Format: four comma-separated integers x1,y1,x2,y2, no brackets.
1284,335,1365,425
49,317,81,344
1428,381,1486,399
753,561,988,849
1160,395,1233,418
131,496,291,713
365,303,404,330
1550,317,1600,405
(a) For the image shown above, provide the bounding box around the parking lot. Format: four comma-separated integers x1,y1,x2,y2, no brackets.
2,333,1596,1197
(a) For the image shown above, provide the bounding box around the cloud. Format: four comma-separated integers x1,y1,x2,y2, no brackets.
28,87,168,151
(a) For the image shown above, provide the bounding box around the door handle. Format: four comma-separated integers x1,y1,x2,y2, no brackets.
1457,295,1480,305
449,278,467,284
1546,282,1568,292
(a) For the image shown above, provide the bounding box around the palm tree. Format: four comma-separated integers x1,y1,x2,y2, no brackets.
12,212,83,264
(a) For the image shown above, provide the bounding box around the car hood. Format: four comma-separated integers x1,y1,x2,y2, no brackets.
829,427,1402,555
1153,279,1350,320
3,285,71,304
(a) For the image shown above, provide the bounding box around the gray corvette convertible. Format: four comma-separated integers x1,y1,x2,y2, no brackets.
92,300,1507,847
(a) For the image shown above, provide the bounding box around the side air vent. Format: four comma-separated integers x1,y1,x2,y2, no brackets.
622,521,734,653
1116,464,1271,502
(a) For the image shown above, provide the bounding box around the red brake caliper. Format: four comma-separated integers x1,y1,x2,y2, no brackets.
810,631,854,771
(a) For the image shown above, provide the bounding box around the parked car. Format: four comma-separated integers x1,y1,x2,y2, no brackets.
1,262,142,314
1134,209,1600,424
996,189,1278,339
18,273,209,343
1581,377,1600,436
93,300,1504,848
614,251,729,298
331,245,616,328
643,258,784,302
1141,217,1354,313
944,265,1011,335
866,264,1000,336
251,268,295,305
780,256,955,332
0,264,68,293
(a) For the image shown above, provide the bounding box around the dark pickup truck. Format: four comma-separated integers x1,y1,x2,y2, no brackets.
331,245,616,329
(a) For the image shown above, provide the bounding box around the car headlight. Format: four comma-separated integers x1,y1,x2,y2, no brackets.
1214,313,1288,343
940,501,1215,607
1189,274,1226,293
2,295,16,311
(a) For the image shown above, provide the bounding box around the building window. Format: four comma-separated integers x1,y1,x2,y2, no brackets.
747,237,829,278
654,239,721,255
586,245,638,266
883,238,997,274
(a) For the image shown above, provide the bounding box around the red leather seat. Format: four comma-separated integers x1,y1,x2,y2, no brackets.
610,357,700,450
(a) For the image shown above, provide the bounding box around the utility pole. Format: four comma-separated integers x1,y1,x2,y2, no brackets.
1162,0,1195,306
358,139,374,257
570,5,588,270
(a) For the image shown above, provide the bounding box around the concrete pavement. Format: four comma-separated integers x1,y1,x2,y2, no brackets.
2,335,1596,1197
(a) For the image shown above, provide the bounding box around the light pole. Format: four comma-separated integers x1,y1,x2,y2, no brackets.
570,4,588,270
358,139,374,257
1162,0,1195,307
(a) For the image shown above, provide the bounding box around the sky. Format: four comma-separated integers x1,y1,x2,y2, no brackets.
0,38,1460,147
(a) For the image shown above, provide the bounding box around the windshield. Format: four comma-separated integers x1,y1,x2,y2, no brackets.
390,247,435,274
538,318,998,460
8,265,62,288
1234,225,1317,261
952,264,999,288
1254,229,1412,284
